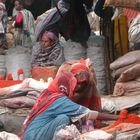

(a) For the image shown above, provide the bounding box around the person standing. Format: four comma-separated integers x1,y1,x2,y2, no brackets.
13,0,35,48
0,0,7,50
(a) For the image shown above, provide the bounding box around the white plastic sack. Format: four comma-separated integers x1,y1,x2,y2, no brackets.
0,55,6,79
63,40,86,61
55,124,80,140
87,34,106,95
0,131,20,140
79,130,113,140
128,14,140,49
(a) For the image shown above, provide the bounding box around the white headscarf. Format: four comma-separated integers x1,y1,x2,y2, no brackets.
0,2,6,10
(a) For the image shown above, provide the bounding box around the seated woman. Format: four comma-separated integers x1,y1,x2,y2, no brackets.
31,31,64,68
21,72,118,140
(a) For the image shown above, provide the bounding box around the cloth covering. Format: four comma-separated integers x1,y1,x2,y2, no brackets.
101,94,140,112
0,131,20,140
31,42,64,67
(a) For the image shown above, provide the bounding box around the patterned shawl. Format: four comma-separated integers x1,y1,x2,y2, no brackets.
31,41,63,67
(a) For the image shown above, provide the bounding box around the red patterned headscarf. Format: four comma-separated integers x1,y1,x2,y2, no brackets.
69,59,90,84
70,63,89,75
42,31,58,43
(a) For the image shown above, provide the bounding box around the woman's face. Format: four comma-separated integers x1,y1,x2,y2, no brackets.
41,35,53,48
74,82,87,92
14,1,23,11
74,71,90,92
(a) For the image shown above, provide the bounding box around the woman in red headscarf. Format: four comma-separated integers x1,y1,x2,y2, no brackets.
55,58,102,130
21,72,118,140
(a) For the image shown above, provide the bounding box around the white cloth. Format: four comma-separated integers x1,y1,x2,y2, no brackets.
0,131,20,140
0,21,4,33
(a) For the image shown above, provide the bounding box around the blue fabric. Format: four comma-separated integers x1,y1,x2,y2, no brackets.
23,96,88,140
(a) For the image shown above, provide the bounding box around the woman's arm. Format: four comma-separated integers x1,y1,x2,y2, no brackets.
97,112,119,120
94,0,106,18
86,110,119,121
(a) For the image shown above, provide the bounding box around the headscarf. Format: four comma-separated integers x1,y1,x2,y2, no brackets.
42,31,58,43
21,72,77,139
15,0,24,5
70,63,89,75
0,2,6,10
0,2,6,34
69,59,90,84
67,59,101,111
0,2,6,18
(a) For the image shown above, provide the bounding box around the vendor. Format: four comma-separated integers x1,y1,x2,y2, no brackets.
31,31,64,68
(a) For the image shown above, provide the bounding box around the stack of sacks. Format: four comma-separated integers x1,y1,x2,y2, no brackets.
110,50,140,96
0,78,53,135
0,77,53,109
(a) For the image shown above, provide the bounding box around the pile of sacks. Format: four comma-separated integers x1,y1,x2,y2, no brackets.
110,50,140,96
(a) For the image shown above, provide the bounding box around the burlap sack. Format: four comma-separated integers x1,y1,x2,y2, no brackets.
110,50,140,70
111,62,140,78
117,63,140,82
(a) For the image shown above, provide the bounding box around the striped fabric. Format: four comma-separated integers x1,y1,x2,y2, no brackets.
123,8,139,23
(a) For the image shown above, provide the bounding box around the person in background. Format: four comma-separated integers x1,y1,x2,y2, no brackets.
13,0,35,47
31,31,64,68
21,72,118,140
0,0,7,51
